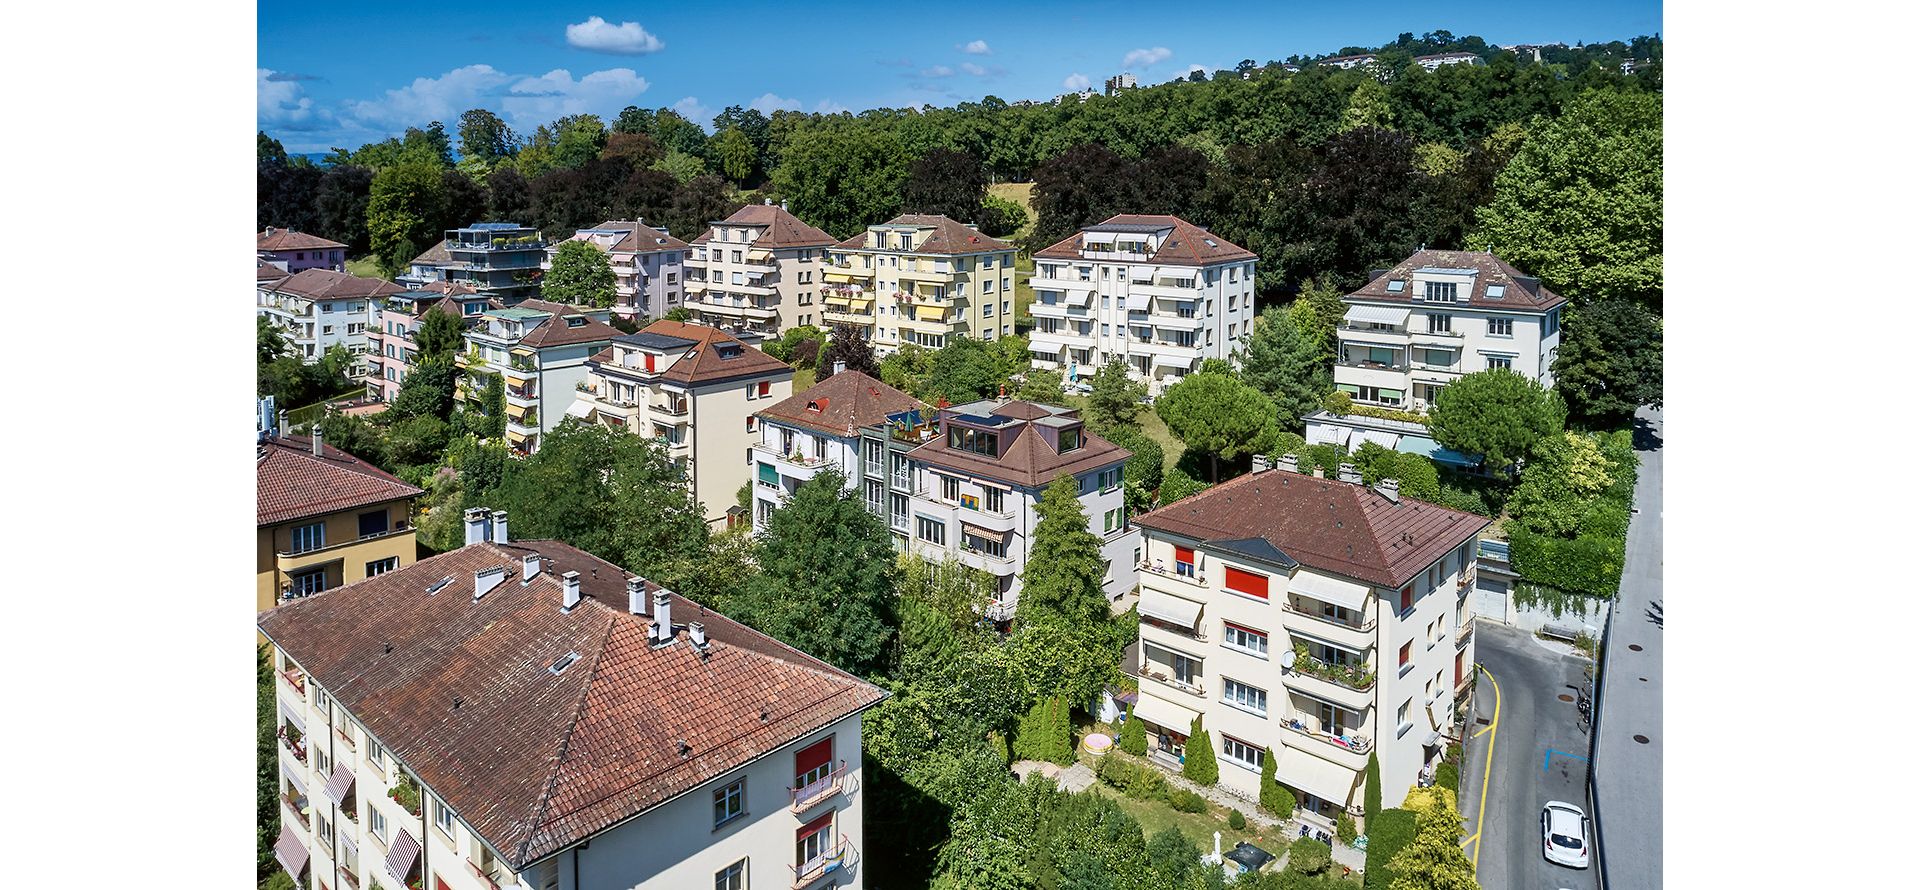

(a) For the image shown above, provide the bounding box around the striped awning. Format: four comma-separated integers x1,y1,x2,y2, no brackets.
322,763,355,807
274,824,309,879
1350,428,1400,452
961,523,1011,545
1288,571,1370,612
386,828,422,885
1343,305,1411,326
1306,425,1351,447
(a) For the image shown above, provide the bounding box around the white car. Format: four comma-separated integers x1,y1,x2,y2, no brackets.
1540,801,1591,868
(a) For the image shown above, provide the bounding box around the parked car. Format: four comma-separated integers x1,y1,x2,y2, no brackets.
1540,801,1590,868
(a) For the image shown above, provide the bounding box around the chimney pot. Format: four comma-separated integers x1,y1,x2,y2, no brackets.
1312,466,1325,479
689,622,707,648
463,508,490,546
562,570,581,611
627,577,647,615
833,360,847,375
311,427,324,457
1251,454,1272,473
491,510,509,544
1278,453,1300,473
522,553,540,582
652,589,673,641
1337,463,1362,484
1375,478,1402,503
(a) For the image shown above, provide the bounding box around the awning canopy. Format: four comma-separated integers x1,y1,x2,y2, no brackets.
1124,294,1150,312
961,523,1011,545
1306,425,1351,447
1343,305,1411,326
1139,591,1203,630
1132,692,1199,733
322,763,355,807
1288,571,1371,611
1395,434,1479,468
1350,428,1400,452
278,703,305,734
274,824,309,879
504,428,529,443
1276,748,1362,805
565,400,594,419
282,764,307,795
385,828,422,886
1151,352,1195,371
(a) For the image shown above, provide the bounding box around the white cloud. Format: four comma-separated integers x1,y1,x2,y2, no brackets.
672,96,713,130
503,68,651,121
813,99,850,115
749,93,803,114
960,62,987,76
960,39,991,55
922,65,954,77
340,64,648,134
565,16,665,55
258,68,327,128
1122,46,1173,68
1062,73,1091,90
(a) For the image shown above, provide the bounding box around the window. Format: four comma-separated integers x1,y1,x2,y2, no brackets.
1397,699,1413,734
1400,585,1414,613
1224,566,1269,600
941,475,960,503
366,557,398,576
1220,735,1264,771
1423,281,1457,302
290,568,328,598
916,516,946,545
368,740,386,772
435,798,458,838
1174,546,1196,577
1487,317,1514,336
715,860,747,890
1487,355,1513,371
1544,308,1561,337
289,522,325,554
1399,641,1412,667
1426,313,1452,333
357,509,390,538
1222,623,1268,657
983,302,994,317
1427,564,1439,590
1420,348,1453,367
369,805,389,843
795,736,834,792
1059,427,1082,452
947,427,999,455
983,487,1005,513
797,813,835,870
1386,280,1406,293
1103,507,1125,533
984,279,995,293
756,381,771,398
1097,467,1121,491
713,778,745,828
1221,678,1268,716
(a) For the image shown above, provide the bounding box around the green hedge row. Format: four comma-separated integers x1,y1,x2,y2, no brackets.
1510,427,1641,598
1361,808,1418,890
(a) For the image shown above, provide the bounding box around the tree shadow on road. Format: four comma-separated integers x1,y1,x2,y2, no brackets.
1632,414,1663,451
1645,599,1662,628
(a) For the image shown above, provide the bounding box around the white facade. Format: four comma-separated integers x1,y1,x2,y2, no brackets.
1335,270,1563,412
686,206,833,336
456,309,614,455
751,420,863,530
257,286,374,372
542,222,690,323
271,653,868,890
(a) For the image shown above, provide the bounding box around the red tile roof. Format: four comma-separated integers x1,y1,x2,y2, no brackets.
756,371,923,438
592,321,793,387
257,434,423,526
1032,214,1255,266
268,268,409,301
409,240,454,267
259,227,347,252
832,214,1014,255
691,204,835,249
1132,469,1489,588
257,258,290,283
1346,249,1566,311
256,538,885,868
509,300,623,349
906,400,1131,488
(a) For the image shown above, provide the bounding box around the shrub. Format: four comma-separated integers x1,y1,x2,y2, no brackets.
262,873,296,890
1260,752,1295,818
1118,704,1148,755
1323,390,1353,415
987,731,1009,765
1435,761,1459,792
1361,808,1418,890
1096,753,1168,801
1287,837,1333,875
1169,788,1208,813
1229,808,1247,830
1013,696,1075,765
1364,753,1382,822
1183,717,1219,786
1336,812,1357,846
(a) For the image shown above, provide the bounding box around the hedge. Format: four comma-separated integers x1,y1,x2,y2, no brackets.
1096,753,1169,802
1361,808,1418,890
1364,753,1382,822
1508,524,1626,598
1118,704,1148,756
1169,788,1208,813
1287,837,1333,875
1435,761,1459,792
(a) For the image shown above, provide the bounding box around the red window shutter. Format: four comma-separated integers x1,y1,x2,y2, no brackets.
794,737,833,777
798,810,834,838
1400,585,1413,611
436,879,453,890
644,352,656,371
1224,567,1269,599
758,381,771,397
1174,546,1195,564
1399,642,1411,666
1455,652,1464,684
1222,621,1264,640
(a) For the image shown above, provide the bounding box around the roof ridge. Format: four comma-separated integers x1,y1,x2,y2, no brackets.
515,614,616,864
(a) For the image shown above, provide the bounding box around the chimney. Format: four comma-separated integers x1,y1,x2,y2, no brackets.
1251,454,1272,473
781,200,789,212
474,566,506,600
522,553,541,582
1375,478,1402,503
311,427,324,456
266,226,276,237
278,409,290,438
561,570,581,611
652,589,673,642
763,198,772,205
689,621,708,649
1337,463,1362,484
1278,453,1299,473
627,577,647,615
491,510,509,544
1312,466,1326,479
463,508,490,545
833,360,847,375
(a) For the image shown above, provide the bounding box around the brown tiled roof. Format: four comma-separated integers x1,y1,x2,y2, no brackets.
593,321,793,387
1132,469,1489,588
1346,249,1566,311
756,371,924,438
599,220,692,254
694,204,835,249
906,400,1130,488
257,434,423,526
259,228,347,251
832,214,1014,255
410,240,454,267
1032,214,1254,266
257,258,290,283
269,268,408,301
510,300,621,349
256,538,885,869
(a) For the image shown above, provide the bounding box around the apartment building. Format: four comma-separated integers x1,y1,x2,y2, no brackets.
1415,52,1481,70
1028,215,1257,395
259,257,291,288
572,320,795,526
397,239,454,289
443,222,547,303
749,369,926,536
260,511,885,890
259,226,348,273
823,215,1017,355
257,429,422,613
364,284,499,403
543,220,693,323
1319,53,1377,69
454,300,619,455
1126,459,1487,828
901,399,1139,618
258,268,406,377
687,202,836,336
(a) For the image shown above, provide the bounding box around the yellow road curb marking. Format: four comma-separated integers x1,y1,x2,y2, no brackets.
1471,663,1501,872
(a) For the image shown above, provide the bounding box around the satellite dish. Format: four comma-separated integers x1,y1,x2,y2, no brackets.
1279,649,1297,670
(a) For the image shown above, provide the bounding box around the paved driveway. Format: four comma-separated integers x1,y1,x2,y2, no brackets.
1460,622,1599,890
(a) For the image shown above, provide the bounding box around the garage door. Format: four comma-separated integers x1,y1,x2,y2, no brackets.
1473,576,1508,624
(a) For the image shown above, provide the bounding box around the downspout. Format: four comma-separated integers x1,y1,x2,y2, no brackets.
689,384,700,523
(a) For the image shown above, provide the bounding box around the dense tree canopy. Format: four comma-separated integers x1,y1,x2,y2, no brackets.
1427,368,1566,469
542,240,617,308
901,148,988,223
366,163,450,275
734,468,897,675
1551,297,1663,426
1156,366,1281,481
1237,305,1328,429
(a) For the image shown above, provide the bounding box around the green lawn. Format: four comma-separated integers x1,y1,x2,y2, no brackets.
1013,254,1036,334
346,255,383,278
987,181,1037,242
791,367,816,393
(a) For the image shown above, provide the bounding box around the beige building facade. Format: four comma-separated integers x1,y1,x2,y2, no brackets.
823,215,1017,355
687,202,835,336
256,431,422,615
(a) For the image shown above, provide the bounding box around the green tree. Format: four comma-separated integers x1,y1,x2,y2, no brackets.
542,240,618,308
414,304,464,358
256,646,282,882
1158,465,1209,506
1100,425,1164,499
1341,79,1396,131
1085,357,1148,431
1427,368,1566,470
457,108,515,163
1183,715,1218,785
901,147,987,223
1288,837,1334,876
1260,751,1295,817
714,126,756,183
817,323,881,379
1505,431,1615,537
735,468,897,675
1292,275,1347,364
1015,366,1065,401
367,162,450,275
1118,704,1148,755
921,336,1005,403
1384,792,1480,890
389,358,458,422
1238,305,1329,429
1365,752,1383,820
664,306,693,322
550,114,609,169
770,126,912,239
1018,474,1111,630
1551,298,1663,426
653,149,708,183
1156,368,1280,481
977,193,1028,238
1012,695,1075,765
258,315,288,366
1472,90,1663,309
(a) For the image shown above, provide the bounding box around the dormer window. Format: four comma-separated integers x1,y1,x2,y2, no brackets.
948,427,998,455
565,317,586,327
1424,281,1458,302
1058,427,1083,453
1386,280,1406,293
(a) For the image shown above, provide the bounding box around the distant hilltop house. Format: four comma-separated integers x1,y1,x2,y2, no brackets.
1414,52,1481,70
1318,53,1376,70
1499,42,1566,63
1621,58,1652,75
1054,89,1097,105
1104,72,1138,95
259,227,347,274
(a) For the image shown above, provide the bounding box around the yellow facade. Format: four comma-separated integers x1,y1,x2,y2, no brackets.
255,498,419,616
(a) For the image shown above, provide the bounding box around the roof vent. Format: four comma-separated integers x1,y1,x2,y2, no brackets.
474,566,507,600
677,740,693,757
549,651,581,674
425,575,455,596
562,571,582,611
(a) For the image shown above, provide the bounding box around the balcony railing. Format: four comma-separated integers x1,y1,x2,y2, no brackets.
1476,540,1511,564
1141,614,1208,643
282,790,311,829
1282,601,1376,634
279,668,307,695
1140,560,1207,588
467,859,509,890
654,400,690,416
279,726,308,763
1141,668,1205,698
1456,623,1474,649
1337,359,1407,372
1289,647,1376,692
1279,715,1373,755
789,835,850,889
790,760,848,812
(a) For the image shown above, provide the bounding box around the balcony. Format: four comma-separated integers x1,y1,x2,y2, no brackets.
279,667,307,696
652,398,690,417
1139,560,1209,590
505,388,536,407
1142,340,1202,362
1335,362,1409,390
1410,327,1465,343
1284,654,1376,710
1027,301,1090,320
1150,314,1205,332
1279,715,1374,770
282,789,312,830
1337,324,1412,346
1477,539,1510,567
691,300,779,322
506,413,540,434
790,760,849,812
1134,664,1205,699
1131,280,1201,299
1278,602,1376,652
467,859,512,890
790,836,852,889
1456,623,1474,650
278,725,308,763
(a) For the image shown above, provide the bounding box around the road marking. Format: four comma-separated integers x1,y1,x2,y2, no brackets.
1543,748,1589,772
1471,663,1500,872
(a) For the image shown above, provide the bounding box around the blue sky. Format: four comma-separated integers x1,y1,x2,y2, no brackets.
259,1,1662,153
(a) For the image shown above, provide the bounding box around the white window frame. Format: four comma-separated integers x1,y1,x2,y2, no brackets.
1221,623,1268,658
1220,677,1268,717
290,522,325,554
1220,735,1265,772
713,777,746,828
715,859,748,890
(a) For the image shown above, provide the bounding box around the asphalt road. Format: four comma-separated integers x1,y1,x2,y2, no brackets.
1590,407,1664,889
1460,622,1599,890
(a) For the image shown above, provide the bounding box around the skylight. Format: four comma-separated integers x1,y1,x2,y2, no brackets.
425,576,454,595
1386,280,1406,293
1485,285,1506,299
549,652,580,674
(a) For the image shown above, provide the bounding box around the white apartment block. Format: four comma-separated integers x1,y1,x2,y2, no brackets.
542,220,692,323
822,215,1017,356
687,202,836,336
1127,461,1488,826
899,399,1140,619
261,517,884,890
749,369,926,538
257,268,406,377
453,300,619,455
1028,215,1257,395
1415,52,1481,70
570,320,795,526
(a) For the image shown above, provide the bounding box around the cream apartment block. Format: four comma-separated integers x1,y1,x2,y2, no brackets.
901,399,1139,619
542,220,692,323
822,214,1017,355
687,202,835,336
749,369,926,537
571,320,795,526
1126,460,1487,827
453,300,619,455
260,511,885,890
258,268,406,376
1028,215,1257,394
